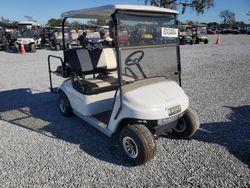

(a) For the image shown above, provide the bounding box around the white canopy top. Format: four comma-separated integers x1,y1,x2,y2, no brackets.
18,21,40,26
61,5,178,19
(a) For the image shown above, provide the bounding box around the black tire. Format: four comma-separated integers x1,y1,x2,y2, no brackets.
5,45,10,52
58,92,73,117
190,40,193,45
0,45,5,51
55,44,60,51
31,43,36,52
172,108,200,139
49,41,53,49
119,124,156,165
204,39,208,44
196,38,200,44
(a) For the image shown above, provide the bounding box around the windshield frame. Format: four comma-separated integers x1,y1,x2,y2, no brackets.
111,10,181,119
17,24,36,38
114,10,181,84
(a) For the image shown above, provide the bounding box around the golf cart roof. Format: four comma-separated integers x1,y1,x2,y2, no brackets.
192,24,207,27
180,24,192,28
18,21,40,26
61,5,179,19
51,26,70,29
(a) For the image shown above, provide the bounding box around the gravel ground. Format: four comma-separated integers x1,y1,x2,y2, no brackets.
0,34,249,187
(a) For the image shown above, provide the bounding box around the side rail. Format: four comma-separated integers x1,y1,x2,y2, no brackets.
48,55,65,93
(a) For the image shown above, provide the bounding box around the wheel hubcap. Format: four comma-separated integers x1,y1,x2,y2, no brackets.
122,136,138,159
59,99,66,113
173,118,186,132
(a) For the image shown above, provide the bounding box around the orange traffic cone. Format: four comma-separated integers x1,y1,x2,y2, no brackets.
215,34,221,44
19,42,26,54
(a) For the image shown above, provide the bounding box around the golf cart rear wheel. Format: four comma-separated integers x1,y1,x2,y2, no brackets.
119,124,156,165
204,39,208,44
172,108,200,139
58,92,73,117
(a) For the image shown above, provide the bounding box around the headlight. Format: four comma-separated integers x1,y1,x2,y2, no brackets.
168,105,181,116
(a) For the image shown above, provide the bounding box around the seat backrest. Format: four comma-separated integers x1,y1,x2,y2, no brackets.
65,48,117,74
65,48,106,74
97,48,117,70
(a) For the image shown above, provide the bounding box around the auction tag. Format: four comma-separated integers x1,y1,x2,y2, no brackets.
161,27,178,38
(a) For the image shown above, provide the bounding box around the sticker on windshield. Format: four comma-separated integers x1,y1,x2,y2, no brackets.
161,27,178,38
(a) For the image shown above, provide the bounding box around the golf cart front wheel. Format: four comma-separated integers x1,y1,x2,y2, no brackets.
58,92,73,117
119,124,156,165
172,108,200,139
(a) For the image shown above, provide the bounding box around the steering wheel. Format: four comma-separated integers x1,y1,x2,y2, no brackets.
125,50,144,66
125,50,147,79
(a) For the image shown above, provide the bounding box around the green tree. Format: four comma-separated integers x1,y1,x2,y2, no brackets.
96,18,107,26
87,18,107,26
144,0,214,14
219,10,235,27
207,22,220,29
0,17,11,25
24,16,37,22
87,19,96,25
47,18,70,27
247,11,250,21
71,21,81,30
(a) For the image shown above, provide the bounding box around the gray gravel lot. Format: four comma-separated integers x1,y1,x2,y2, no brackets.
0,34,249,187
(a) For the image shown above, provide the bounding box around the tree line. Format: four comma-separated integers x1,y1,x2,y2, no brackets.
1,0,249,29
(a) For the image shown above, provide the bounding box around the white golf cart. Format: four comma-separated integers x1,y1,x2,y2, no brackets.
48,26,71,51
48,5,200,165
16,21,41,52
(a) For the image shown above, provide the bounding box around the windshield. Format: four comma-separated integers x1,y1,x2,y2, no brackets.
186,28,192,35
197,27,207,35
117,12,180,84
180,26,192,36
18,24,35,38
51,28,70,37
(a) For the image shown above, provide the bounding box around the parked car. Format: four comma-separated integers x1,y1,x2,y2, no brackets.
246,27,250,35
219,28,240,34
207,29,217,34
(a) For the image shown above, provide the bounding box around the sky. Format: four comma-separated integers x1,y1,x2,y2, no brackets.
0,0,249,25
